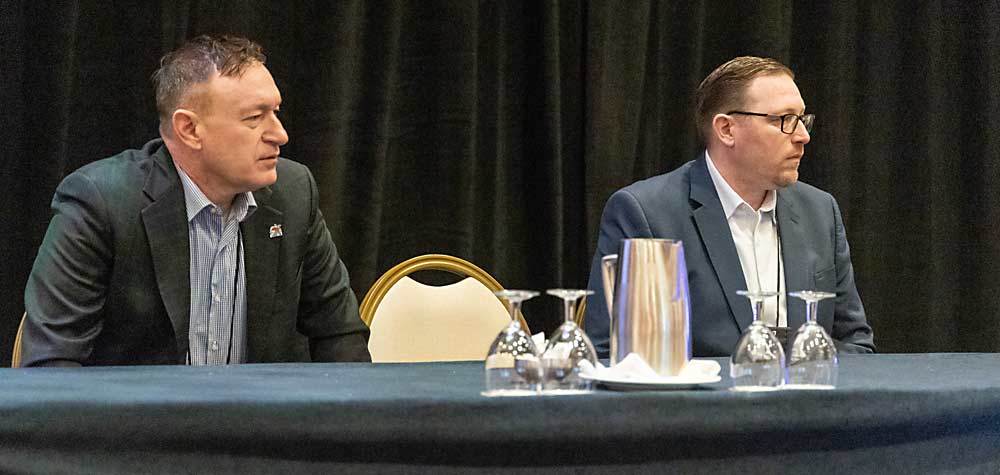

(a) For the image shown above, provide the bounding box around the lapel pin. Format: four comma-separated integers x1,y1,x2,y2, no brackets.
269,224,283,238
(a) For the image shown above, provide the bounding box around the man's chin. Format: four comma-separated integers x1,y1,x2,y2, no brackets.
250,172,278,190
776,172,799,188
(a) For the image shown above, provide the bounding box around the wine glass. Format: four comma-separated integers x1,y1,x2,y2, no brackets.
786,290,838,389
483,290,543,396
730,290,786,391
541,289,597,393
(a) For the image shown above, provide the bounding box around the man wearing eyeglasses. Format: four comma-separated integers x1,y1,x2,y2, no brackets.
585,56,875,358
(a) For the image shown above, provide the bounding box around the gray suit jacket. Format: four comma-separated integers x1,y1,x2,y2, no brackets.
23,139,371,366
585,157,875,358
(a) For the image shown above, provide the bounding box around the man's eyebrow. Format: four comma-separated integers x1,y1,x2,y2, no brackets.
776,106,806,114
240,101,279,115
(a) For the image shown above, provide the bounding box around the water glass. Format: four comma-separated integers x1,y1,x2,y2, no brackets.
484,290,542,395
730,290,786,391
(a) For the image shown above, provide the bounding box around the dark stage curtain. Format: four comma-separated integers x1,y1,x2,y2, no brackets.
2,1,999,365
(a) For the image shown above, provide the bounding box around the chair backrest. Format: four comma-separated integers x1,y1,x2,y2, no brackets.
360,254,530,363
11,313,25,368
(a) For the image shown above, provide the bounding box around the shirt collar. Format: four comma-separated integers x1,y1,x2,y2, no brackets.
176,166,257,222
704,150,776,219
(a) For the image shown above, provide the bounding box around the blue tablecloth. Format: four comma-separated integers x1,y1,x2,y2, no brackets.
1,353,999,473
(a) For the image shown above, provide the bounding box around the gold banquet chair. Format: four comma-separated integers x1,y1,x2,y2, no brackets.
575,297,587,329
11,313,25,368
360,254,530,363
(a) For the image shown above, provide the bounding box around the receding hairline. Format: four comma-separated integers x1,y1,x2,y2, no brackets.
178,60,269,110
744,72,806,111
733,70,797,107
153,35,267,133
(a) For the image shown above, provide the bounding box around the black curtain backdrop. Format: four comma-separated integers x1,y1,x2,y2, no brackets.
2,1,999,366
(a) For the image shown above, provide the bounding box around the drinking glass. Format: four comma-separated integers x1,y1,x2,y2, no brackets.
786,290,838,389
730,290,786,391
484,290,543,396
541,289,597,393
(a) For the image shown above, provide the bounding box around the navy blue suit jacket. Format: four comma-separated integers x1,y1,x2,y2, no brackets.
23,139,371,366
585,157,875,358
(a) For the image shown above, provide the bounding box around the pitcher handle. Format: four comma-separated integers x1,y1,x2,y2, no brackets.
600,254,618,320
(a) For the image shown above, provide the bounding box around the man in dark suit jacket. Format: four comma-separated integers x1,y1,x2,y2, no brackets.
585,56,875,358
22,35,370,366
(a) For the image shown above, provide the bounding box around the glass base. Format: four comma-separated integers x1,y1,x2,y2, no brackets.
538,388,592,396
728,385,781,392
730,362,786,389
485,366,541,393
781,384,835,390
541,362,594,392
787,360,837,387
480,389,538,397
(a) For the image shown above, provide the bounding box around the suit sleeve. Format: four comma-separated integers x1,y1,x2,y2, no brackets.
22,172,112,367
296,168,372,362
585,189,654,358
829,197,876,353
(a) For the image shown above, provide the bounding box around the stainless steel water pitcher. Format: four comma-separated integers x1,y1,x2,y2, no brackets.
600,239,691,376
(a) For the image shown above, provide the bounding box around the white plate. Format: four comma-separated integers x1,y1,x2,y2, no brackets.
580,373,722,391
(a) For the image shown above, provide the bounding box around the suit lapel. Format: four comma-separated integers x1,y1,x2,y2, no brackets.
242,186,281,363
777,192,808,331
140,145,191,362
689,159,753,332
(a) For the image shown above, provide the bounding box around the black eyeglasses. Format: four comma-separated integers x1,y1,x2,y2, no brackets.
727,111,815,134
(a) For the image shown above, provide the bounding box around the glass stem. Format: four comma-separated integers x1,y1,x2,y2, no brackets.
564,299,575,324
751,299,763,323
510,300,523,330
806,300,817,323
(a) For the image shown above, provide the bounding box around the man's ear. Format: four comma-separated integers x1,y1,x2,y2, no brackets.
712,113,737,148
171,109,202,150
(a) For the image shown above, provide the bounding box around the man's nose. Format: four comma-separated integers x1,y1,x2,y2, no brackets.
793,122,810,144
265,115,289,146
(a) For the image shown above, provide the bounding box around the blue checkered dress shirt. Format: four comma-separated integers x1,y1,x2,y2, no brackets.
177,168,256,365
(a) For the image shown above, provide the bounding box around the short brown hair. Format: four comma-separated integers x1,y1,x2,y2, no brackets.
152,35,266,125
694,56,794,144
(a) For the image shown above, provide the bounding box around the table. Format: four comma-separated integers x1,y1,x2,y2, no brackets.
1,354,999,474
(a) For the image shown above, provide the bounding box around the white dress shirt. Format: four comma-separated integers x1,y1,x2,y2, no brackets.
705,152,787,327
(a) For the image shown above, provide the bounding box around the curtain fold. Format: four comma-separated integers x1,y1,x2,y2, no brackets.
3,1,1000,364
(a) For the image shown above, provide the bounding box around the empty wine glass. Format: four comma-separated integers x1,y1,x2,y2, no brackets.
786,290,838,389
730,290,786,391
541,289,597,393
483,290,542,396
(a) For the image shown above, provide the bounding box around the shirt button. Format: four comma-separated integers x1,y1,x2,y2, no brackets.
210,340,220,351
213,294,221,303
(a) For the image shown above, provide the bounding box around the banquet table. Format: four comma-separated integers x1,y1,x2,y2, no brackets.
1,353,999,474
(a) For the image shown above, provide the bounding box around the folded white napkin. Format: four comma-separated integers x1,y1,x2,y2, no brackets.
531,332,546,351
579,353,721,382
